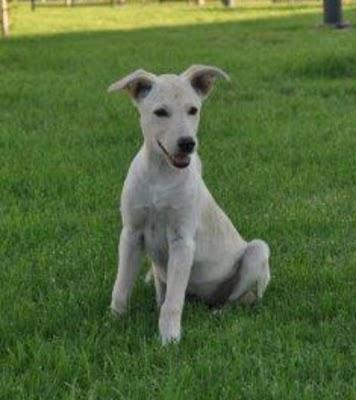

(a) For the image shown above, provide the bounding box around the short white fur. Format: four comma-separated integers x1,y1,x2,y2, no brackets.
109,65,271,345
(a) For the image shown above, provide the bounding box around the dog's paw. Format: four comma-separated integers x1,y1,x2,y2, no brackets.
239,290,257,305
160,328,181,346
159,308,181,345
110,298,127,318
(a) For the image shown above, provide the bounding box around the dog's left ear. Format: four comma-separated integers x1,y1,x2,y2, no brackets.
181,65,230,99
107,69,157,103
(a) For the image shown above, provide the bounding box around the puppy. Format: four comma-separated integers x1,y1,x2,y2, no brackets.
109,65,270,344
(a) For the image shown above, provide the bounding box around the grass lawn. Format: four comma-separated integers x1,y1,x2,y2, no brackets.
1,1,356,398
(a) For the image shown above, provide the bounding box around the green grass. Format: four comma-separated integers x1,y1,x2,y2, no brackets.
1,2,356,399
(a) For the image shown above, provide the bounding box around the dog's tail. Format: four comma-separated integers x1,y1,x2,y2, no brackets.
144,268,153,284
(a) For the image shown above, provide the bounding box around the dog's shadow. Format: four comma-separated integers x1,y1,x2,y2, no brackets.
108,273,266,346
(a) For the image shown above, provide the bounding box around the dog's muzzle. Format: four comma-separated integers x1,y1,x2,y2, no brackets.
157,140,192,169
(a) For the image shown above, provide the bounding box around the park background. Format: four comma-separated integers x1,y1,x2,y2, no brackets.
1,1,355,399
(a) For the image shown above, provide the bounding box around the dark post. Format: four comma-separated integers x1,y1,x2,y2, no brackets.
222,0,234,6
31,0,36,11
323,0,349,28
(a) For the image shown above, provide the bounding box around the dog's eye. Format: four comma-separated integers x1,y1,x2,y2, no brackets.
188,107,198,116
154,108,169,117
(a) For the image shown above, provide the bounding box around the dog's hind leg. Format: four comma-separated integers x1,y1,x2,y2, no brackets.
229,239,271,303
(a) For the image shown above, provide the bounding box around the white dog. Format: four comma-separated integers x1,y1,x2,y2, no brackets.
109,65,271,344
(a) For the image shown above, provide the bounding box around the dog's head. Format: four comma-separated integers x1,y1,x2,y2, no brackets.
108,65,230,169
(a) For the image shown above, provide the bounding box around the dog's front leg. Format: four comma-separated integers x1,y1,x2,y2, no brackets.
159,235,194,345
111,226,142,317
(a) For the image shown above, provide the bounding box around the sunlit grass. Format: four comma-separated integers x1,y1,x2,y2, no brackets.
9,1,331,36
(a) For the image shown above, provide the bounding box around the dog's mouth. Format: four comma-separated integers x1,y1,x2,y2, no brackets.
157,140,191,169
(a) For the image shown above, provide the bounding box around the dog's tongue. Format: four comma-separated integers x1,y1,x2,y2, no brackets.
172,153,190,169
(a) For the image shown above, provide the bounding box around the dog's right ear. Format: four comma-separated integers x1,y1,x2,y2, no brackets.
107,69,156,103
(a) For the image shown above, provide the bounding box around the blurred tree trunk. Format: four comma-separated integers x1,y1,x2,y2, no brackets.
1,0,10,37
323,0,348,27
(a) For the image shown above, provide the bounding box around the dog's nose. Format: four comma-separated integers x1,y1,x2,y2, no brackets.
177,136,196,154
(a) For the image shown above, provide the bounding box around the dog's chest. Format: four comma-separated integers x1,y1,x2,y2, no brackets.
139,185,180,267
143,205,169,267
126,174,195,267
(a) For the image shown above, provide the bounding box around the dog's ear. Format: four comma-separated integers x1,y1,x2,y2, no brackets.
181,65,230,99
108,69,156,103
